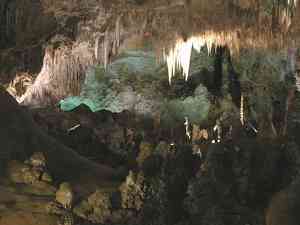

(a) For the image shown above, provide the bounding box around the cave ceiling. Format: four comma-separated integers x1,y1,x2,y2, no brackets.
40,0,300,50
1,0,300,84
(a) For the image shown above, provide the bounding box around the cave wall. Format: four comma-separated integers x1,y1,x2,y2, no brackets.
0,0,16,48
1,0,299,105
0,86,114,183
0,0,57,49
0,0,57,84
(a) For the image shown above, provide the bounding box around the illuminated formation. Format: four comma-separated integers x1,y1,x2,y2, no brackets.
184,116,191,140
240,94,244,126
163,0,298,83
163,31,239,83
20,42,93,106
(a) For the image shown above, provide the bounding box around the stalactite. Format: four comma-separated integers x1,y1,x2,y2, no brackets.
103,30,109,70
95,36,99,61
115,16,121,54
163,31,240,83
270,0,298,32
100,17,123,70
160,0,299,83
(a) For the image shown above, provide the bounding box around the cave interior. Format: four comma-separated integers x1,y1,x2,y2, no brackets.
1,1,300,225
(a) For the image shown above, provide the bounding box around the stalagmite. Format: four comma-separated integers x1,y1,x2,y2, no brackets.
184,116,191,140
212,119,222,143
20,42,93,106
240,94,244,126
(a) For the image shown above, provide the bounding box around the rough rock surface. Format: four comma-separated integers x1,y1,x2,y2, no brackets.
73,189,116,224
7,152,53,186
55,182,74,209
0,87,114,184
26,152,46,168
0,180,59,225
119,170,146,211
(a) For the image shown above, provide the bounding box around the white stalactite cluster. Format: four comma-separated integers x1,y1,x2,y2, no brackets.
289,0,298,6
95,16,122,70
104,16,122,69
277,0,298,31
163,31,239,83
163,0,299,83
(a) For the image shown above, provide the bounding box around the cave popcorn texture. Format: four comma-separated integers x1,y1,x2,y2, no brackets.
59,51,161,115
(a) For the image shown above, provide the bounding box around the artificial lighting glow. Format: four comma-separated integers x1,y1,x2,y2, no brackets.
163,31,239,83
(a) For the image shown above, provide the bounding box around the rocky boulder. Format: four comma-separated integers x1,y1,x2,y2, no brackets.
55,182,74,209
119,170,146,211
73,189,117,224
137,142,154,168
7,160,31,184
